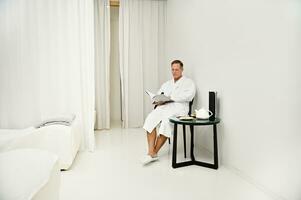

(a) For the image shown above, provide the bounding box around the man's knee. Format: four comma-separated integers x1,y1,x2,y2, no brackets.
147,128,157,134
159,134,167,139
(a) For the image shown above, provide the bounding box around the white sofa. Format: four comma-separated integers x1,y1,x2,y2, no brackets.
0,149,60,200
0,118,81,170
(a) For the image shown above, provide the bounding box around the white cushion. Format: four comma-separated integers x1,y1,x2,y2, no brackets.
0,149,59,200
0,127,36,149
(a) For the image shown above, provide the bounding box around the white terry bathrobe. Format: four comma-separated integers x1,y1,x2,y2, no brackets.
143,76,196,138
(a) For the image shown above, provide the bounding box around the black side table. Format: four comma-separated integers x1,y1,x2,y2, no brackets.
169,117,221,169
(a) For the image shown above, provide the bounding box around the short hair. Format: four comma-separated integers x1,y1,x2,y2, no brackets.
171,60,183,69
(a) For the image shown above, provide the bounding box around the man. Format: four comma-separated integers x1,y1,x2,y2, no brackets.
141,60,196,165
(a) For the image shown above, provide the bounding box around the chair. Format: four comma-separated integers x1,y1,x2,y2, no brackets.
155,99,194,158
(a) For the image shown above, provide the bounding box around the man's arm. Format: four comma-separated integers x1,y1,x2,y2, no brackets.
156,82,166,95
153,82,171,106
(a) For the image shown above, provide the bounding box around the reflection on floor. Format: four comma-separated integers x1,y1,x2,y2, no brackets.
60,125,273,200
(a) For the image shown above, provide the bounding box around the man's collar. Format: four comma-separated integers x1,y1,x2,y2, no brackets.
173,75,184,83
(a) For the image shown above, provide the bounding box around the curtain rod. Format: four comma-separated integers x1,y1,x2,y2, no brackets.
109,0,167,7
110,0,119,7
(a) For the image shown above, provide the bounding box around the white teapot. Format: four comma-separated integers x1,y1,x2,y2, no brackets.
195,108,213,119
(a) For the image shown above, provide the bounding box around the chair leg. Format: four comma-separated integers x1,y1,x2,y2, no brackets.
183,125,187,158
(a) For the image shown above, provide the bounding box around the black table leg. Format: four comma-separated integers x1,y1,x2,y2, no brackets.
213,124,218,169
172,123,219,170
183,125,187,158
190,125,195,161
172,123,178,168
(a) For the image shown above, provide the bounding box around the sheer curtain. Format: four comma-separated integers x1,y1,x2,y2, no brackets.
119,0,167,128
94,0,111,130
0,0,96,151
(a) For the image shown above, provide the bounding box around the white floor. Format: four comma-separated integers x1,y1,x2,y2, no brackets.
60,125,274,200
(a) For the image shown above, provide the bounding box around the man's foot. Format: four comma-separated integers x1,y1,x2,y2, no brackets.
140,154,159,165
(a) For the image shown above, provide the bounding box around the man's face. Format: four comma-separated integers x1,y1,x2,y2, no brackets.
171,63,183,80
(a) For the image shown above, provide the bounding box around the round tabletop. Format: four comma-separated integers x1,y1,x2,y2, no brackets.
169,117,221,125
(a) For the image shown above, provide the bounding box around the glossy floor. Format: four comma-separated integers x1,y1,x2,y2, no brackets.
60,125,274,200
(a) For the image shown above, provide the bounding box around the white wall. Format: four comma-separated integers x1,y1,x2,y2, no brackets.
166,0,301,199
110,7,121,123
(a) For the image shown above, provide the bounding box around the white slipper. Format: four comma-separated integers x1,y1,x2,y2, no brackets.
140,154,159,165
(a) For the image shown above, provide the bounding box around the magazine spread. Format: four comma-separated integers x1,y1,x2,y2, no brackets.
145,90,173,103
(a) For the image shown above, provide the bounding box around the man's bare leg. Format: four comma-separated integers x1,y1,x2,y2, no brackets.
154,134,168,155
147,129,157,157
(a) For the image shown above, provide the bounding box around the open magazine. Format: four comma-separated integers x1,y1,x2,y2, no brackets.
145,90,173,103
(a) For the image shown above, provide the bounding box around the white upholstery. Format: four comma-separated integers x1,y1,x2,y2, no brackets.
0,149,60,200
0,118,81,170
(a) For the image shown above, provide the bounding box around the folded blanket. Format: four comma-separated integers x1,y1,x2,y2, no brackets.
35,114,76,128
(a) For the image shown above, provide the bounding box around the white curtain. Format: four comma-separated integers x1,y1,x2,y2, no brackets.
0,0,96,151
94,0,111,130
119,0,166,128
